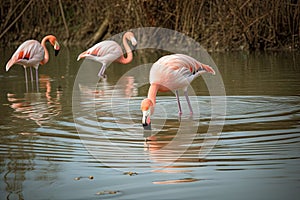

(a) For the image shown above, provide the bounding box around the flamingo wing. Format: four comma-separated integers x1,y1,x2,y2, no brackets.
150,54,197,90
77,40,123,64
6,40,44,71
150,54,215,90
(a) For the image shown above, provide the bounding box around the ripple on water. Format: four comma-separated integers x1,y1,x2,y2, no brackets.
3,90,300,174
71,93,300,173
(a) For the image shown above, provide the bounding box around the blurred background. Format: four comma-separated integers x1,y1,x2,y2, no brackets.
0,0,299,51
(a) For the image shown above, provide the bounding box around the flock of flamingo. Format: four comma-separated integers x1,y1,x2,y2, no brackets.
5,32,215,129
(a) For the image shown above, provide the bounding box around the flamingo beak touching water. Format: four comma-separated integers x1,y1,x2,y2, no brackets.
142,110,152,130
54,41,60,56
140,54,216,128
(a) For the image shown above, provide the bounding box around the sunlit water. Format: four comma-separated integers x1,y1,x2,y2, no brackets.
0,48,300,200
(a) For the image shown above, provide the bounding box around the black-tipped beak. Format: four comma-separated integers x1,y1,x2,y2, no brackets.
55,49,60,56
142,122,151,130
132,45,137,56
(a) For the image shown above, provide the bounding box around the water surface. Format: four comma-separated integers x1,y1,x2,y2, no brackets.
0,48,300,200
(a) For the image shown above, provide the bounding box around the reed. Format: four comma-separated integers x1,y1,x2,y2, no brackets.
0,0,299,50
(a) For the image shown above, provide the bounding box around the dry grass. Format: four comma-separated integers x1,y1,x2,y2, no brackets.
0,0,299,50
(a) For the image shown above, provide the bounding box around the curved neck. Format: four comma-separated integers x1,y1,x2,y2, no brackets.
40,36,51,65
147,83,160,105
117,34,133,64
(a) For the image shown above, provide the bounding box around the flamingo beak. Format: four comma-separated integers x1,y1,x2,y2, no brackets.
131,37,137,56
55,49,60,56
131,37,137,46
142,110,151,130
54,41,60,56
143,122,151,130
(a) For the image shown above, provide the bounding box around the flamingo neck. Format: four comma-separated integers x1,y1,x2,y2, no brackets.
147,83,160,106
117,33,133,64
40,36,51,65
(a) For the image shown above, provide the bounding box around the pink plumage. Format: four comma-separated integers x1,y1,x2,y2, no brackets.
6,35,60,92
77,32,137,77
141,54,215,130
6,40,44,71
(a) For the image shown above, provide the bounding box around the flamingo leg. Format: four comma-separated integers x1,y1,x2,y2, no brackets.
36,68,39,93
175,90,182,115
24,67,28,92
184,90,193,114
29,67,34,82
98,64,107,77
29,67,34,91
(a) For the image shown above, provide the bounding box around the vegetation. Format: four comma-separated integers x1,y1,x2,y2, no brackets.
0,0,299,51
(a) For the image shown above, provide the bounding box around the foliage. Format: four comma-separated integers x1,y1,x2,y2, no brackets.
0,0,299,50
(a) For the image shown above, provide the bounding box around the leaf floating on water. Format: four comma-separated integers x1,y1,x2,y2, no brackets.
153,178,199,185
74,176,94,181
123,171,138,176
19,132,39,136
96,190,120,195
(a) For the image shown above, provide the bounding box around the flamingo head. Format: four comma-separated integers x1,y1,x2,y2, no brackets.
123,32,137,54
125,32,137,48
141,98,154,130
48,35,60,56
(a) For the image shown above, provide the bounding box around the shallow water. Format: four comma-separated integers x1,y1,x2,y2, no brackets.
0,48,300,200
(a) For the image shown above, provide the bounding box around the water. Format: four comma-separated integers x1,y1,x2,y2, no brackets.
0,48,300,200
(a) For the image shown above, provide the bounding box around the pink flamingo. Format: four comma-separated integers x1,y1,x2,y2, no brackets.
6,35,60,92
77,31,137,77
141,54,215,130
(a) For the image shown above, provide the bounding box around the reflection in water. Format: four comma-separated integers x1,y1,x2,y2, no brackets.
75,76,218,178
114,76,138,98
143,118,200,166
1,49,300,199
3,138,34,200
79,76,138,98
75,75,300,186
3,74,63,199
7,75,62,126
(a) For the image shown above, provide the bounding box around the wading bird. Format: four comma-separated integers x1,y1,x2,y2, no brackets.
141,54,215,130
6,35,60,92
77,31,137,78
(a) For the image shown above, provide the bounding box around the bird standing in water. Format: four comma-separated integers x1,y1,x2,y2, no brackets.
77,31,137,78
6,35,60,92
141,54,215,130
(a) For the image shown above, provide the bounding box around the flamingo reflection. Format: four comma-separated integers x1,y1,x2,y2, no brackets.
7,74,62,126
143,118,206,184
78,75,138,98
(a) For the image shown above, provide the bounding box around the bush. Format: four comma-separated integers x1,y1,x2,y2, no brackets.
0,0,299,50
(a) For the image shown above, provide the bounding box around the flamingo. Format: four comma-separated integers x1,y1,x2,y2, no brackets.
6,35,60,92
77,31,137,77
141,54,216,130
